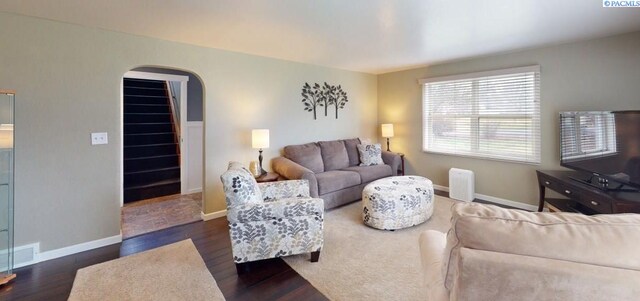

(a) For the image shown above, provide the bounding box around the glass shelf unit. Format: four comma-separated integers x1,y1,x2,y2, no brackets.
0,90,14,285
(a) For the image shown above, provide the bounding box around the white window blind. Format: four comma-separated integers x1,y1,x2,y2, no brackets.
421,66,540,164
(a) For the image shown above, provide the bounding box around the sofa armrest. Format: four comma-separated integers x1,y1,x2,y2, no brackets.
272,157,319,197
381,151,401,176
419,230,449,301
227,197,324,224
258,180,311,201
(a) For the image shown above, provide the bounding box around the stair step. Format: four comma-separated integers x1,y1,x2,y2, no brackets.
124,86,167,97
124,123,173,134
125,167,180,187
124,95,169,105
124,143,178,159
123,77,179,202
124,180,181,203
125,155,179,173
124,133,176,146
124,103,170,114
124,113,171,124
123,78,166,89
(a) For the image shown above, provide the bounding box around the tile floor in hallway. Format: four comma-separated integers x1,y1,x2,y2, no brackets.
121,192,202,239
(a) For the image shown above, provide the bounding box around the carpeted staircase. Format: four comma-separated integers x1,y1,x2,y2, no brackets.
123,78,181,203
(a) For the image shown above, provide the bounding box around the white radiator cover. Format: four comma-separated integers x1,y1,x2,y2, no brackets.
449,168,475,202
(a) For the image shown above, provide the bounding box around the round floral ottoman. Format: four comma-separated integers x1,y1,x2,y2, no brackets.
362,176,434,230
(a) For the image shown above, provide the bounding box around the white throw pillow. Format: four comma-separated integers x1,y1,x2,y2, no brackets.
357,143,384,166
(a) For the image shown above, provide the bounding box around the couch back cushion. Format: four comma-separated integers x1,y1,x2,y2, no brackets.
220,161,263,207
284,142,324,173
343,138,361,166
318,140,349,171
442,202,640,290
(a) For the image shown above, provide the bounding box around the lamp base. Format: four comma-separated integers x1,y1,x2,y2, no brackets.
386,138,391,152
258,149,267,176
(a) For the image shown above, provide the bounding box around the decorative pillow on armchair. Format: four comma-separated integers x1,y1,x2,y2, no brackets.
357,143,384,166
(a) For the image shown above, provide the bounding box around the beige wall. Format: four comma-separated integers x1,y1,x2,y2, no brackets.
0,13,377,251
378,31,640,207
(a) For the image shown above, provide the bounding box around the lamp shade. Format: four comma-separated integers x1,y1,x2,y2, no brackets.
381,124,394,138
252,129,270,149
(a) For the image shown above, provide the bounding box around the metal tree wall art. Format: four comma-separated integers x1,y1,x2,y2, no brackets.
301,82,349,120
322,82,335,117
301,82,322,119
333,85,348,119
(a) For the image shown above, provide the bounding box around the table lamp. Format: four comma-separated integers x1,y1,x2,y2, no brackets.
252,129,269,176
381,124,394,151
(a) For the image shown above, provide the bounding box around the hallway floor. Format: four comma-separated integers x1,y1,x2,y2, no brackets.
121,192,202,239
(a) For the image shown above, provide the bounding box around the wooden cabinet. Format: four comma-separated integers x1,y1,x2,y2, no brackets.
537,170,640,214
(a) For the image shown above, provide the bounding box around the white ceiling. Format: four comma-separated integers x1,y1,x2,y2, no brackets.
2,0,640,74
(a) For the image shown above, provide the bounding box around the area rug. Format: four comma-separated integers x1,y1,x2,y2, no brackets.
69,239,225,301
283,195,457,301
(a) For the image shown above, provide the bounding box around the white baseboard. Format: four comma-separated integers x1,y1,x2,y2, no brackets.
37,234,122,263
433,184,538,211
187,188,202,194
201,209,227,221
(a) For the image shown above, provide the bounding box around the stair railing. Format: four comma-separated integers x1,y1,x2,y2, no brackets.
166,81,180,143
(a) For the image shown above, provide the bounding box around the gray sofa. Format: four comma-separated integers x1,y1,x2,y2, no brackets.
272,138,402,209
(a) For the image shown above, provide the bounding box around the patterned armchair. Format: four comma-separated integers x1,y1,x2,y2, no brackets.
220,162,324,273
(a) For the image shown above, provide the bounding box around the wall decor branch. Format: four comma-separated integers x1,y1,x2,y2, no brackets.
333,85,348,119
301,82,348,120
301,82,322,119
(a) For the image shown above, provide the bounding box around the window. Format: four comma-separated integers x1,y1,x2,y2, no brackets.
421,66,540,164
561,111,617,161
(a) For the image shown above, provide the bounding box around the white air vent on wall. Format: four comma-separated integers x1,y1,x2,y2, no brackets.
2,242,39,269
449,168,475,202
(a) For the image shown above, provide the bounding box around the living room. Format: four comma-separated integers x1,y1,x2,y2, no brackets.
1,1,639,300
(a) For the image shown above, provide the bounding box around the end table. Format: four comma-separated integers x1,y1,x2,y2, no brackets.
255,172,279,183
397,153,405,176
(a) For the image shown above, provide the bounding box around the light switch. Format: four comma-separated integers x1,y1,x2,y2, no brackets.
91,132,108,145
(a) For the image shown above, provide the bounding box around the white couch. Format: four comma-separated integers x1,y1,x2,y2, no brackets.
420,202,640,301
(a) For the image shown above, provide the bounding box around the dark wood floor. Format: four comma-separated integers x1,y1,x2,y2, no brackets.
0,190,517,301
0,217,328,301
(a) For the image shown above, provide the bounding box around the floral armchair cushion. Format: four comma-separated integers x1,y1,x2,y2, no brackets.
258,180,311,201
220,161,263,207
227,197,323,224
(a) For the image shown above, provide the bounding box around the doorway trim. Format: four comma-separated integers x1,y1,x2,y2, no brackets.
122,71,190,206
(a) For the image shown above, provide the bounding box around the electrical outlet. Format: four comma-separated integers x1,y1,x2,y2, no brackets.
91,132,108,145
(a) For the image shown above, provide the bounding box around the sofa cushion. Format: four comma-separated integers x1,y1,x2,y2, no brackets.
318,140,349,171
443,202,640,290
315,170,361,195
357,143,384,166
343,138,361,166
284,142,324,173
341,164,392,183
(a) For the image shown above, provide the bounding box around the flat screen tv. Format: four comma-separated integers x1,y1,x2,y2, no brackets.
560,110,640,191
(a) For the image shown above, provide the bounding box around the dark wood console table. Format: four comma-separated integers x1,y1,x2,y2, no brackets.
537,170,640,214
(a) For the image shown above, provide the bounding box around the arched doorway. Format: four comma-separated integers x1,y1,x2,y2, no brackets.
120,66,205,239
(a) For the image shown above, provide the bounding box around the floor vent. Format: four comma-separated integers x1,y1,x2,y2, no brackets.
449,168,475,202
